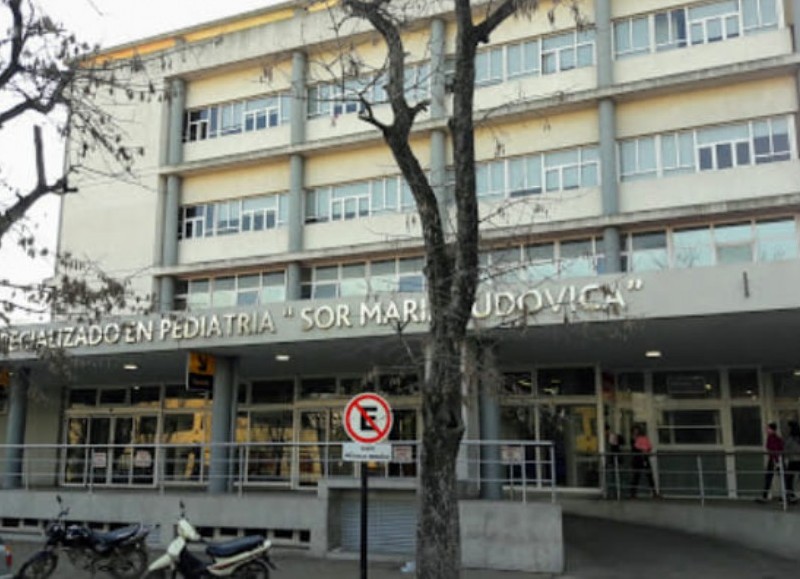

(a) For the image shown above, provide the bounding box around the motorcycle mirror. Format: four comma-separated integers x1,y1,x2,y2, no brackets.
179,500,185,515
56,495,62,505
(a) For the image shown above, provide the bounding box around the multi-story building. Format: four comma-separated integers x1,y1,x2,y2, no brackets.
2,0,800,561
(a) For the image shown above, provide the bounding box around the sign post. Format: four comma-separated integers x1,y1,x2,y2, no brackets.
343,393,393,579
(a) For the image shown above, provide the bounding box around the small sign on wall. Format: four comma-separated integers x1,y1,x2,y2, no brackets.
187,352,215,390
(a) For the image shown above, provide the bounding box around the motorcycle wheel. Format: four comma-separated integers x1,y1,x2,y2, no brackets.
17,551,58,579
108,545,149,579
233,560,270,579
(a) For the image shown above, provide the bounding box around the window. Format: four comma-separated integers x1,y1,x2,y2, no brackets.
180,206,206,239
729,369,759,399
620,136,657,181
614,16,650,58
179,194,287,239
305,176,413,223
756,218,798,261
184,93,290,142
673,227,714,269
475,47,504,86
559,239,597,278
697,122,750,171
506,40,540,77
752,117,790,163
714,222,753,264
658,410,722,444
185,110,210,142
545,147,599,191
619,0,780,59
476,160,506,198
624,232,668,272
542,29,595,74
176,272,285,311
618,116,793,182
523,243,557,281
508,155,543,197
688,0,740,45
731,407,762,446
655,9,688,51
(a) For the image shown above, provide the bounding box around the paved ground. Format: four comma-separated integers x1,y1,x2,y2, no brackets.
7,514,798,578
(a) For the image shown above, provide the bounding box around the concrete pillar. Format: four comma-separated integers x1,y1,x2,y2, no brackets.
477,345,503,500
285,50,308,302
595,0,622,273
159,78,186,312
430,18,447,120
3,368,29,489
209,357,236,494
599,99,621,273
291,51,307,146
793,0,800,52
595,0,613,89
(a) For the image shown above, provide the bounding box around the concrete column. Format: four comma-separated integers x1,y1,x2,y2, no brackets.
595,0,622,273
159,78,186,312
430,18,447,120
477,345,503,500
291,51,307,145
285,50,308,302
595,0,613,89
209,357,236,494
599,100,622,273
793,0,800,52
3,368,29,489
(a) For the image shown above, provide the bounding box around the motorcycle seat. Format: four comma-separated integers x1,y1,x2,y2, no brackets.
91,523,142,548
206,535,264,558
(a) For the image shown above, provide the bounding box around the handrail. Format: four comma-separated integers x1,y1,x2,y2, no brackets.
0,440,555,502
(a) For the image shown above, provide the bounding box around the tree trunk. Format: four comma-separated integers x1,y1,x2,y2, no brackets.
417,336,465,579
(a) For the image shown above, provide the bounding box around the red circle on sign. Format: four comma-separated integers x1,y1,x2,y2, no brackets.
344,393,393,444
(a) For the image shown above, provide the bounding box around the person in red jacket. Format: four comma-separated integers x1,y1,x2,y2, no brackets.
759,422,785,502
629,425,659,498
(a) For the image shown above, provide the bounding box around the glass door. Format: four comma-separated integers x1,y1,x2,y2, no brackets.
89,417,111,485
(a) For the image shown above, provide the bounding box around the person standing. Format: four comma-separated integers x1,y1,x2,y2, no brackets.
783,421,800,503
629,425,659,498
759,422,785,502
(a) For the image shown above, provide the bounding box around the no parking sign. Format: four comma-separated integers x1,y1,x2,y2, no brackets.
344,392,393,444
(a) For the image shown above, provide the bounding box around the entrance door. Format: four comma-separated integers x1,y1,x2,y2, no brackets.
539,405,599,488
109,415,158,486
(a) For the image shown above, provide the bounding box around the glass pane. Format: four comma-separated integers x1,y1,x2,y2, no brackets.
729,369,759,400
537,367,595,396
732,407,762,446
251,379,295,404
674,228,714,268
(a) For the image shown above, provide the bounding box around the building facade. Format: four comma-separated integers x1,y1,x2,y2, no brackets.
2,0,800,551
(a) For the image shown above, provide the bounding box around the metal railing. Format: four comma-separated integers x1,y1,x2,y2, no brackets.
602,450,800,511
0,440,556,501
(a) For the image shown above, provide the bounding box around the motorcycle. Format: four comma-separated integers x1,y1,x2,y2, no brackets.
16,495,151,579
143,501,274,578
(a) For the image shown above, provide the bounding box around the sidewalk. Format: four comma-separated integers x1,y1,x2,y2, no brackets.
8,514,799,578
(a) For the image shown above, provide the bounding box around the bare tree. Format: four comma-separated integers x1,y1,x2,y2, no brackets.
325,1,579,577
0,0,153,324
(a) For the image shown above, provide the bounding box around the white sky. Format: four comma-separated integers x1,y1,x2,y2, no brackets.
0,0,284,319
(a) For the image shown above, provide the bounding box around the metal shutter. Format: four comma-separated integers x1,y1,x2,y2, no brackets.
340,496,417,555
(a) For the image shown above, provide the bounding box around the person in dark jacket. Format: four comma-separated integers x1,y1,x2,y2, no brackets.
759,422,785,502
783,420,800,503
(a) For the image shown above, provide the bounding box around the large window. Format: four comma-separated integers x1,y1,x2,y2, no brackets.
613,0,780,58
306,176,414,223
175,271,286,311
184,93,291,142
180,194,288,240
618,116,793,182
658,410,723,444
300,257,425,299
476,146,599,199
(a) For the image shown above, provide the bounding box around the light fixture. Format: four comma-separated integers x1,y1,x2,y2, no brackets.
794,369,800,377
645,350,662,358
275,354,290,362
123,363,139,371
